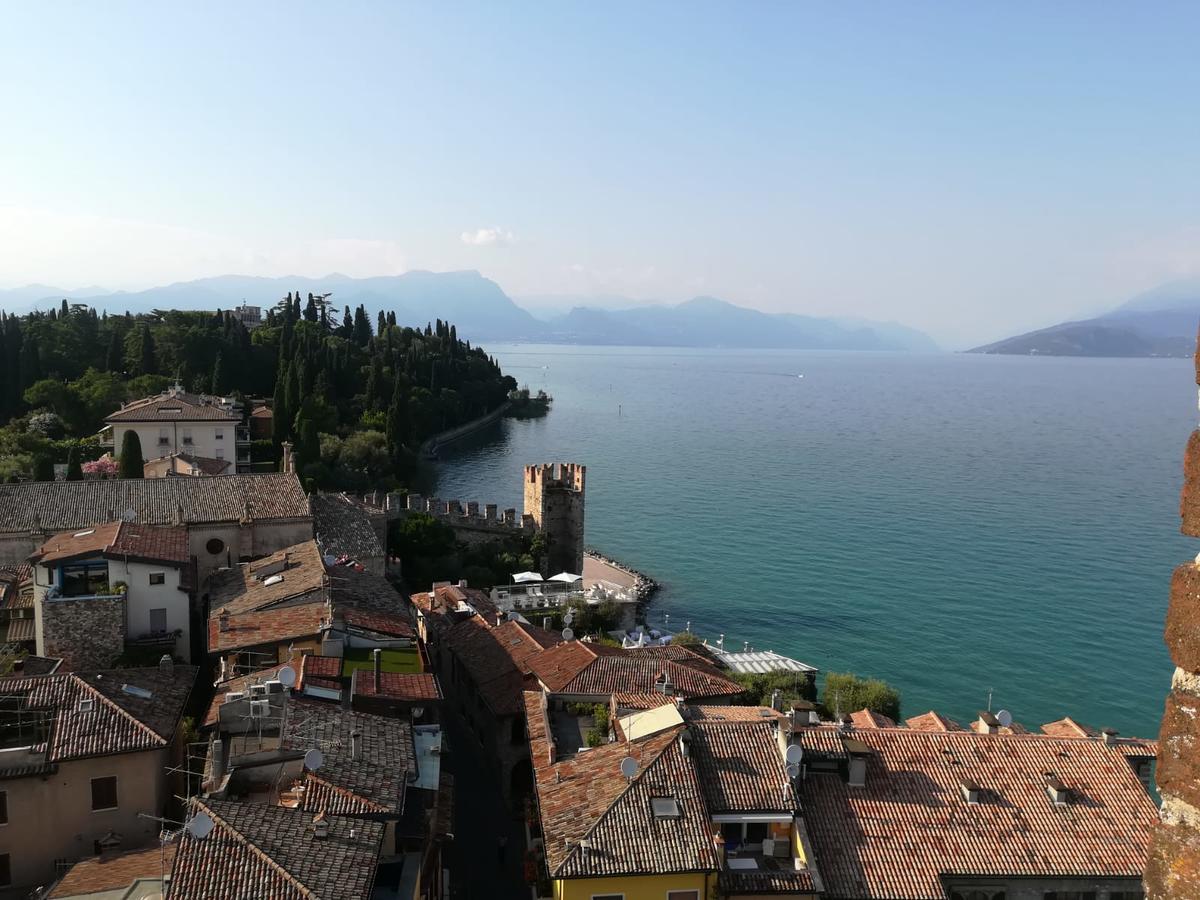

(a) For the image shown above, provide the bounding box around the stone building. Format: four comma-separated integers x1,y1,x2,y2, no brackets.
523,462,586,576
1147,334,1200,897
99,385,250,472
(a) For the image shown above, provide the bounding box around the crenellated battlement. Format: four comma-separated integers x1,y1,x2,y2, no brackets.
524,462,586,493
371,491,537,535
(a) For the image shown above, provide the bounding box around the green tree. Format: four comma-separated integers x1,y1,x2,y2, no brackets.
211,351,226,394
137,325,158,376
118,430,144,479
104,329,123,372
33,454,54,481
821,672,901,722
65,445,83,481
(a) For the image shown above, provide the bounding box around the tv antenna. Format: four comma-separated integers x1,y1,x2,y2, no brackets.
619,756,638,782
996,709,1013,728
987,687,994,712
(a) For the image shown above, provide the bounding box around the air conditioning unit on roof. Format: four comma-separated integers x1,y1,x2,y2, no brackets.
248,699,270,718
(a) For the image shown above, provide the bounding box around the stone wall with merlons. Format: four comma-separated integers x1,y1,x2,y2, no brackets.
1147,325,1200,897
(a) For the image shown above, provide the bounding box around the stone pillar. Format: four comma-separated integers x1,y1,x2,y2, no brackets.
1148,326,1200,897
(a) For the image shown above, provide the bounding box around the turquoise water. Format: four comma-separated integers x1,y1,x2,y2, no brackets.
431,346,1194,738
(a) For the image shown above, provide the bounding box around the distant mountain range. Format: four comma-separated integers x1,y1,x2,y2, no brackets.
0,272,940,352
969,279,1200,358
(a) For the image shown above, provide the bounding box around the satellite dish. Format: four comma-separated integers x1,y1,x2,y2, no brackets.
186,812,214,840
619,756,638,779
563,612,575,626
304,748,324,771
785,744,804,765
562,628,575,641
278,666,297,688
996,709,1013,728
786,763,800,779
122,507,138,522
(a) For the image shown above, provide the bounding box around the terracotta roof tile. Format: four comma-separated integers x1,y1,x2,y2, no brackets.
205,663,290,726
209,602,328,654
613,691,676,711
905,710,966,732
168,797,383,899
528,641,743,699
206,541,327,616
105,391,240,422
1040,716,1098,738
48,844,175,898
33,521,190,567
687,704,785,723
311,493,385,563
799,726,1158,898
353,671,442,702
442,618,561,716
0,474,310,533
850,708,897,729
690,721,798,814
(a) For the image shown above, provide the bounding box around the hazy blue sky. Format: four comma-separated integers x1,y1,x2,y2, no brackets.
1,2,1198,344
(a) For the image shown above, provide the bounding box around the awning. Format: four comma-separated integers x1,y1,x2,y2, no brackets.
549,572,582,583
711,649,819,675
512,571,544,583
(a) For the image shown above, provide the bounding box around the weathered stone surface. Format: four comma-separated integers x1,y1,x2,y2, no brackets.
1146,817,1200,899
1181,430,1200,537
1158,691,1200,812
1166,564,1200,672
42,595,125,671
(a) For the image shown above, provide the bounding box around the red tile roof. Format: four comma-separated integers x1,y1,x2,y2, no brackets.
168,798,383,900
0,666,195,775
850,708,896,729
48,844,175,898
105,391,241,422
613,691,676,711
1040,716,1098,738
32,521,190,567
905,710,965,732
207,541,327,616
442,618,561,716
208,602,328,653
687,704,785,723
689,721,799,815
799,726,1158,898
205,663,289,726
298,654,343,693
340,606,413,638
353,671,442,702
527,641,743,699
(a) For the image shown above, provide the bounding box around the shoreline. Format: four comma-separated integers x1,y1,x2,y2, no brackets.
584,547,659,604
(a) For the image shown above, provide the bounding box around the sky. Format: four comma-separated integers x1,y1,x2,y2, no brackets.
1,2,1198,346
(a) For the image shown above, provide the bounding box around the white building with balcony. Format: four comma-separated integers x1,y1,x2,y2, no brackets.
29,521,196,667
99,386,251,472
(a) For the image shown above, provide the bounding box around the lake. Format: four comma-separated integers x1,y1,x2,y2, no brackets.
431,345,1194,738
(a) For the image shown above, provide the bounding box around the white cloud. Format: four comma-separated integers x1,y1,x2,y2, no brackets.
460,226,514,247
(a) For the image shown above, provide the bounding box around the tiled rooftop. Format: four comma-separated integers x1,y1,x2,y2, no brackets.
205,662,290,726
799,726,1158,898
206,541,327,615
849,707,897,729
168,797,383,899
442,617,561,716
105,390,241,422
353,671,442,701
408,583,500,632
0,473,310,533
282,698,416,815
311,492,385,562
528,640,743,699
208,601,329,654
0,665,195,776
689,720,799,815
904,710,965,732
32,520,190,566
146,451,232,476
48,843,174,898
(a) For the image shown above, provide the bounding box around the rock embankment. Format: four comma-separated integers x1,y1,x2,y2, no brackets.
585,547,659,603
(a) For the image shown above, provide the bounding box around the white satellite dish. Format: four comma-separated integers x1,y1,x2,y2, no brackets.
304,748,324,771
563,611,575,625
278,666,297,688
619,756,638,779
785,744,804,765
562,628,575,641
186,812,214,840
786,763,801,779
122,507,138,522
996,709,1013,728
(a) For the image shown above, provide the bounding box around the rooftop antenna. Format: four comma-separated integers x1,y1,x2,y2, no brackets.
619,756,638,782
987,687,994,713
996,709,1014,729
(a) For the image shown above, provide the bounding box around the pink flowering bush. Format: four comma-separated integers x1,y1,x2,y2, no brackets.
82,456,119,479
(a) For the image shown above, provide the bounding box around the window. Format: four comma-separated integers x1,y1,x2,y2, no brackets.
0,790,7,824
149,608,168,633
0,853,9,887
91,776,118,811
746,821,769,843
149,572,165,586
590,895,623,900
61,562,108,597
206,538,225,555
650,796,680,819
667,893,699,900
215,429,224,440
215,448,225,460
181,428,193,445
158,428,170,446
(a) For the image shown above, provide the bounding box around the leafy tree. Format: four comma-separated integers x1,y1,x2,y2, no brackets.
33,454,54,481
821,672,901,721
734,670,818,707
65,444,83,481
118,430,144,478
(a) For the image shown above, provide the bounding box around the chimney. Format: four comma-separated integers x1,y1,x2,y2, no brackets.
1045,773,1071,805
959,778,982,804
976,711,999,734
790,700,817,729
211,738,226,785
458,579,468,588
312,810,329,840
713,831,726,868
770,689,783,713
219,608,230,632
158,654,173,672
1102,727,1119,746
219,657,227,682
373,648,382,685
351,730,362,760
838,714,853,733
281,441,295,475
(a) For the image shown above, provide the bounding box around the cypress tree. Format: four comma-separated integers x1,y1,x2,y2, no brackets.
19,334,41,387
341,306,352,336
118,431,144,478
386,376,407,451
60,298,70,318
65,445,83,481
33,454,54,482
377,310,386,335
138,325,158,376
211,351,226,394
104,329,123,372
304,293,318,322
353,306,371,346
273,363,291,446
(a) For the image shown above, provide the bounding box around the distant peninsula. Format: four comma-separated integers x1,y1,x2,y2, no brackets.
970,279,1200,358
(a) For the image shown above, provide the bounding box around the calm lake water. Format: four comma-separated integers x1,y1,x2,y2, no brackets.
432,345,1194,738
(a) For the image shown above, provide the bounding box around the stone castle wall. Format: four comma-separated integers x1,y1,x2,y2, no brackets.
42,595,126,671
1147,331,1200,897
523,463,586,576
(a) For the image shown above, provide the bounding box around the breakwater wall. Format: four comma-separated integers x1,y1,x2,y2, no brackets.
420,401,511,458
586,547,659,603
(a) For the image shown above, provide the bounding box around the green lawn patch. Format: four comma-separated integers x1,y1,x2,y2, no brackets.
341,647,422,677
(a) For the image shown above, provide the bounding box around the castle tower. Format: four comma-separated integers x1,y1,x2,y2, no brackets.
523,463,585,576
1147,325,1200,897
